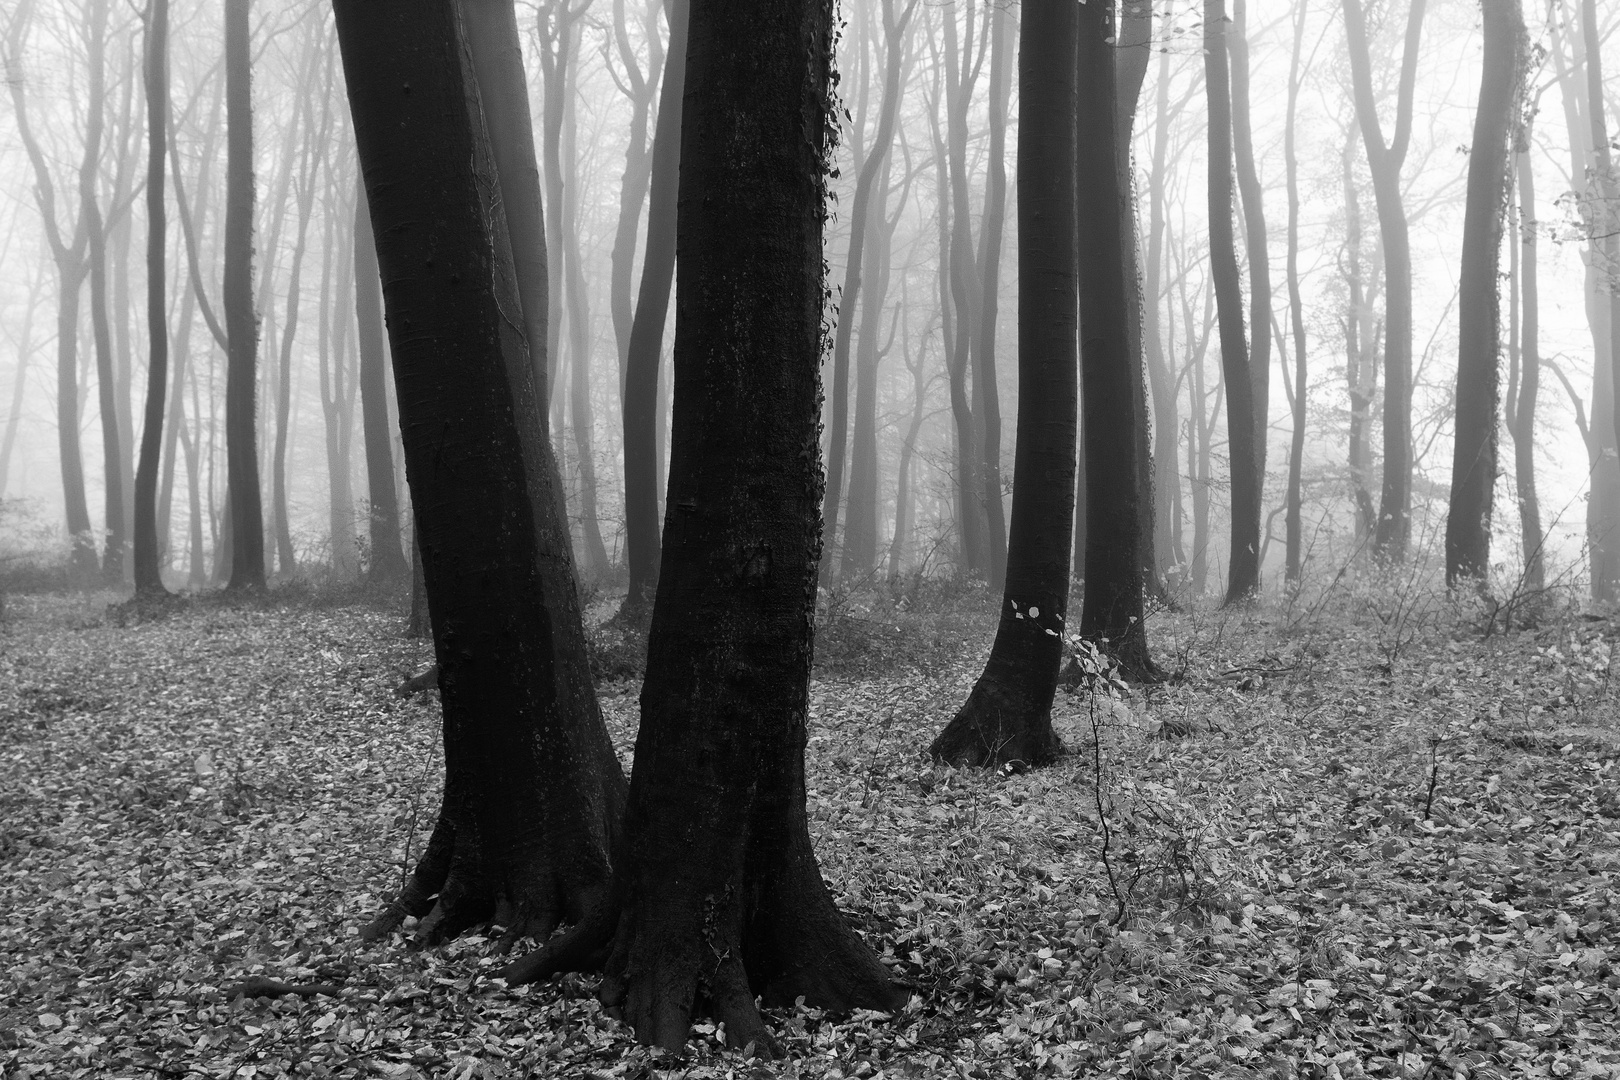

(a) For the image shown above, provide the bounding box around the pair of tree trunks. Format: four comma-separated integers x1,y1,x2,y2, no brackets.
133,0,171,597
929,0,1079,768
337,0,899,1052
1444,0,1524,588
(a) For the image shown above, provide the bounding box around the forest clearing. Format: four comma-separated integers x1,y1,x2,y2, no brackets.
0,584,1616,1079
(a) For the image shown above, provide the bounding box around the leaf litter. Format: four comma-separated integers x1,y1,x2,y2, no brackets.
0,589,1616,1078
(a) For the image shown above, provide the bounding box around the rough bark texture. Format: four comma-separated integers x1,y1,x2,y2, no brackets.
1342,0,1425,563
503,0,904,1051
970,3,1010,592
931,0,1076,767
1445,0,1522,588
334,0,626,949
223,0,265,591
617,0,687,623
353,179,409,586
133,0,171,597
1076,0,1155,680
1204,0,1260,604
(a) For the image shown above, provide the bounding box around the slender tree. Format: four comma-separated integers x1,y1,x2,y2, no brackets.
1579,0,1620,456
333,0,626,947
133,0,171,596
223,0,264,590
1229,0,1270,583
1342,0,1426,562
352,177,409,585
504,0,904,1049
1445,0,1523,587
1283,0,1310,586
1117,0,1156,597
617,0,687,623
930,0,1077,766
1204,0,1260,603
604,0,663,394
970,1,1011,590
1506,123,1544,593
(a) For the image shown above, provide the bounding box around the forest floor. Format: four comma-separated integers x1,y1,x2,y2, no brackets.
0,577,1617,1079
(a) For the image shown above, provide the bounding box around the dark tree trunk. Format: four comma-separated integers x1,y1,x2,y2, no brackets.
1342,0,1425,563
223,0,264,591
1076,0,1155,680
354,178,410,585
606,0,662,396
133,0,170,596
1204,0,1259,604
1445,0,1522,588
618,0,687,622
1509,132,1544,593
407,521,429,637
1283,0,1309,587
334,0,626,947
931,0,1076,767
1228,0,1269,590
504,0,902,1051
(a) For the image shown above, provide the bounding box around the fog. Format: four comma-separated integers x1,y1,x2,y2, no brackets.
0,0,1616,597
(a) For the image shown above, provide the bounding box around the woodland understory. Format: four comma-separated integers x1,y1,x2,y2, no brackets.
0,579,1617,1080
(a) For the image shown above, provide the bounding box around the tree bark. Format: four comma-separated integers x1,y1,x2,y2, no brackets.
133,0,171,596
353,177,410,585
504,0,903,1051
1204,0,1260,604
1077,0,1155,679
1228,0,1269,592
1283,0,1309,587
605,0,661,396
1142,37,1184,582
223,0,264,591
334,0,626,948
318,177,360,581
970,1,1010,590
931,0,1077,766
1579,0,1620,459
1445,0,1522,588
1508,134,1544,593
1342,0,1425,563
618,0,687,621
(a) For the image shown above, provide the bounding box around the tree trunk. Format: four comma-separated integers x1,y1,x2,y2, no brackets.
133,0,171,596
1283,0,1309,587
223,0,264,590
1509,135,1544,594
334,0,626,948
1142,39,1183,581
0,276,43,500
606,0,662,397
971,2,1010,591
931,0,1077,766
1228,0,1269,590
1204,0,1259,604
1579,0,1620,459
1341,135,1379,541
1117,0,1157,600
1076,0,1155,679
1445,0,1522,588
504,0,903,1051
1342,0,1425,563
617,0,687,622
888,328,928,585
318,179,361,581
353,178,409,585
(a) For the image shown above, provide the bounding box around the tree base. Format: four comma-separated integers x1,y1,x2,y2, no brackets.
929,673,1065,769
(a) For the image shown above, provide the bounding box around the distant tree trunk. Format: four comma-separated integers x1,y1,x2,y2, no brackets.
0,277,43,500
1507,134,1544,593
335,0,625,947
841,0,918,583
887,326,928,584
1283,0,1309,587
1445,0,1522,588
353,178,409,585
561,42,612,581
1228,0,1269,589
1143,40,1183,579
1341,135,1379,540
1204,0,1259,604
504,0,903,1049
223,0,264,590
1342,0,1425,562
1077,0,1155,679
971,1,1010,590
617,0,686,622
931,0,1076,767
605,0,661,395
133,0,171,596
1117,0,1156,598
318,183,360,581
1580,0,1620,458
